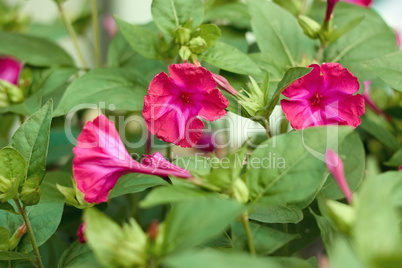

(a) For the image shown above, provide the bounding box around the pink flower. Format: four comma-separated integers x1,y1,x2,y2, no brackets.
77,222,87,244
103,15,118,38
143,63,229,148
281,63,365,130
73,115,191,204
325,0,340,22
363,81,391,122
0,56,23,86
325,149,353,203
211,73,238,96
342,0,373,7
195,131,216,153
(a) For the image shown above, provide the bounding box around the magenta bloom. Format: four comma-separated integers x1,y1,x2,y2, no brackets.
342,0,373,7
325,0,340,22
212,73,238,96
195,132,216,153
281,63,365,130
0,56,23,85
143,63,229,148
73,115,191,204
77,222,87,244
325,149,353,203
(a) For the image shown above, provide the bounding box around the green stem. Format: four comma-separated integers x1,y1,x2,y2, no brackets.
282,223,289,256
56,1,88,68
14,199,44,268
240,214,256,255
315,43,326,63
166,144,172,161
91,0,101,67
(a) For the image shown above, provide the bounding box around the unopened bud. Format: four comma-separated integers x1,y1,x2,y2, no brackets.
0,176,17,202
189,37,208,54
232,179,249,204
77,222,87,244
147,220,159,240
298,15,321,39
0,80,24,107
179,46,192,61
8,223,26,250
19,177,42,206
174,27,191,45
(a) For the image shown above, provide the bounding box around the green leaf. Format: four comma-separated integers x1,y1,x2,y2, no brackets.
151,0,204,36
201,41,262,75
10,99,53,182
0,147,27,185
323,2,398,80
265,67,312,117
0,202,17,215
249,204,303,224
115,17,162,60
109,174,168,199
359,117,399,151
0,251,34,261
385,149,402,167
54,68,148,117
58,241,100,268
248,0,315,68
328,15,365,46
0,31,73,67
162,198,244,255
204,3,250,29
232,221,299,255
107,32,135,67
163,250,314,268
362,51,402,92
246,126,354,207
328,238,364,268
140,185,213,208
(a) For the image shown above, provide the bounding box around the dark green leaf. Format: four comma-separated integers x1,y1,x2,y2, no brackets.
204,3,250,29
201,41,261,75
385,149,402,167
0,31,73,67
58,241,100,268
54,68,148,117
359,117,399,151
10,99,53,182
151,0,204,36
115,18,162,60
109,174,168,199
249,204,303,224
0,251,33,261
0,202,17,214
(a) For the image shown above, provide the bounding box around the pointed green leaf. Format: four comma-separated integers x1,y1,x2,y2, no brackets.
10,99,53,182
0,147,27,185
0,202,17,215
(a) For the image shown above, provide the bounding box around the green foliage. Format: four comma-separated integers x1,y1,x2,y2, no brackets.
10,99,53,183
0,31,73,67
109,174,168,199
58,241,100,268
54,68,148,116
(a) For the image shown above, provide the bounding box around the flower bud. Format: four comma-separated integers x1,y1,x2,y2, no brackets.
19,177,42,206
77,222,87,244
179,46,193,61
174,27,192,45
189,36,208,54
232,179,249,204
147,220,159,240
8,224,27,250
238,76,267,117
0,175,18,202
0,80,24,107
298,15,321,39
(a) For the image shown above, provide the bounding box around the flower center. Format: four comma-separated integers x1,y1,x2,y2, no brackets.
310,92,323,107
181,93,191,104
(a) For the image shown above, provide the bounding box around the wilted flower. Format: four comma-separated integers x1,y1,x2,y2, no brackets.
73,115,191,204
342,0,373,7
143,63,229,148
0,56,23,85
325,149,353,203
281,63,365,130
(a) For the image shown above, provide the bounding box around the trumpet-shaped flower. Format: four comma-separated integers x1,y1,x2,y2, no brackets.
325,0,340,22
342,0,373,7
281,63,365,130
0,56,23,85
325,149,353,203
143,63,229,148
73,115,191,204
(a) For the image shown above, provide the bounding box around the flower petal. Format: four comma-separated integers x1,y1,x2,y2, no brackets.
197,88,229,121
169,63,217,93
282,64,321,99
321,63,360,96
0,56,23,85
281,99,321,130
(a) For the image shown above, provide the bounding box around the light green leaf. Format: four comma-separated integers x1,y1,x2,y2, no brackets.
249,204,303,224
246,126,354,207
192,24,221,48
162,198,244,255
323,2,398,80
248,0,315,68
10,99,53,182
109,174,168,199
232,221,299,255
163,250,314,268
115,17,162,60
0,31,73,67
58,241,100,268
151,0,204,36
359,117,399,151
54,68,148,117
0,147,27,185
385,149,402,167
201,41,262,76
328,238,364,268
362,51,402,92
